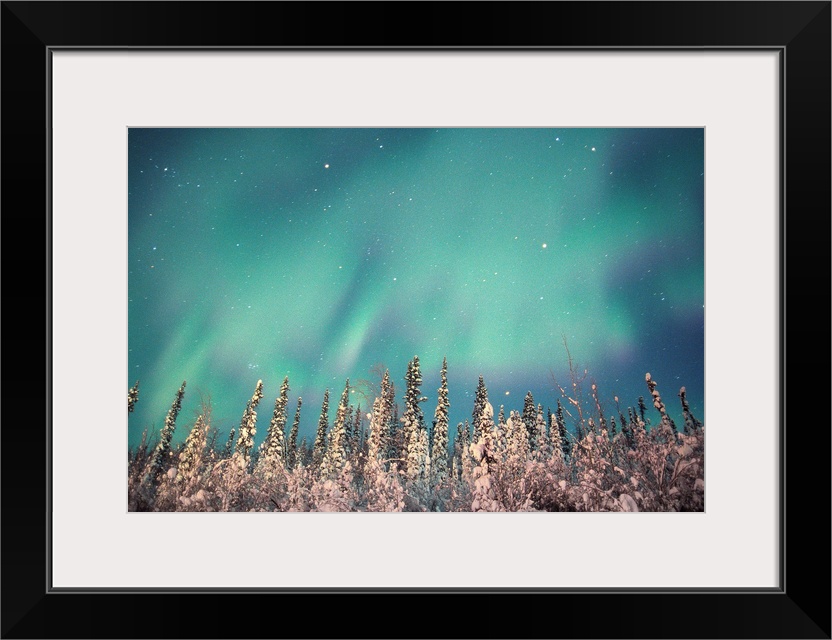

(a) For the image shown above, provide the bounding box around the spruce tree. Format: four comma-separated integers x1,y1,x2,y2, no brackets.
418,428,430,484
367,370,392,463
646,372,676,434
257,376,290,480
145,380,186,485
287,397,302,469
401,359,415,461
234,380,264,470
496,404,508,454
352,404,363,452
299,436,310,467
344,405,355,453
402,356,427,482
470,400,500,512
387,409,399,464
128,380,140,413
534,405,550,460
430,357,450,484
321,379,350,478
678,386,702,434
454,420,472,481
223,427,236,459
472,376,493,446
619,409,629,434
471,376,487,434
522,391,537,450
549,408,562,460
504,409,530,466
313,389,330,471
556,399,570,460
176,412,208,487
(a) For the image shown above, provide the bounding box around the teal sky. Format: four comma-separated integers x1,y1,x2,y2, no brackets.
128,128,704,449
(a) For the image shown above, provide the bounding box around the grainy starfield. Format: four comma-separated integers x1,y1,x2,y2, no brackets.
128,128,704,448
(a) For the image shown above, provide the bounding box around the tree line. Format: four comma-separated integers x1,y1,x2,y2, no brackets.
127,355,704,512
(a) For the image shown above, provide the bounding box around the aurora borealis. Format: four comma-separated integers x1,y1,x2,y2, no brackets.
128,128,704,449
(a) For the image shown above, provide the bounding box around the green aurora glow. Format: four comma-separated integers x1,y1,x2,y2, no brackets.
128,128,704,448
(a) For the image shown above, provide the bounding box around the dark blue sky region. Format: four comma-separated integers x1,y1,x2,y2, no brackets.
128,128,704,449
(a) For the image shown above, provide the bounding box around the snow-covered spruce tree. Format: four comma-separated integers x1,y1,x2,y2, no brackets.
471,376,487,439
386,398,401,464
678,386,702,434
637,396,648,426
402,356,427,483
525,400,574,511
494,404,508,459
287,397,302,469
223,427,236,459
474,380,495,446
549,408,562,461
365,459,406,512
417,428,431,486
144,380,186,488
344,405,354,454
470,400,502,511
350,403,362,454
522,391,537,451
454,420,473,482
312,389,330,472
617,400,629,439
233,380,264,470
646,373,676,437
492,410,532,511
504,409,530,467
430,357,450,484
298,436,310,467
473,377,496,447
321,379,350,479
400,358,416,471
128,380,140,413
176,409,209,492
619,374,704,511
204,380,267,511
364,369,407,511
674,387,705,509
128,428,151,510
626,406,639,444
555,399,570,460
257,376,290,481
366,370,392,464
175,415,214,511
533,406,550,461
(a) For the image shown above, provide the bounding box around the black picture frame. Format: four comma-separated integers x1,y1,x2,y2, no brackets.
2,2,829,638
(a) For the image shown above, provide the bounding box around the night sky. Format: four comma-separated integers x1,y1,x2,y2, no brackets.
128,128,704,450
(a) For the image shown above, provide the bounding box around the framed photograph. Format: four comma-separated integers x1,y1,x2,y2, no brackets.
3,1,829,638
